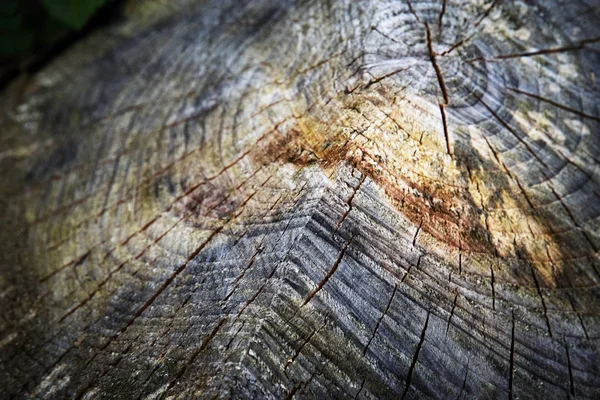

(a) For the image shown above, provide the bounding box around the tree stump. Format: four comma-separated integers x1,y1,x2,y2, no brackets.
1,0,599,398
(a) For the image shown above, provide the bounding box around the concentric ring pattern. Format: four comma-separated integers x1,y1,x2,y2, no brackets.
0,0,599,398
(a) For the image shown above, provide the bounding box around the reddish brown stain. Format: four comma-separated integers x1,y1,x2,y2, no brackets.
250,117,495,255
357,150,493,254
182,182,243,222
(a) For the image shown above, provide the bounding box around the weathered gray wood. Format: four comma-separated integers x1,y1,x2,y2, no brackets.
1,0,600,398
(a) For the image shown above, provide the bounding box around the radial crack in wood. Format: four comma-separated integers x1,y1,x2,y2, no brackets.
0,0,599,399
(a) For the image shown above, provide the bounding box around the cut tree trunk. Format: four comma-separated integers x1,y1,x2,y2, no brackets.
1,0,599,398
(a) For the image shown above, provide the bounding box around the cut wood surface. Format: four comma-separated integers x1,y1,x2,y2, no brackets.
1,0,600,398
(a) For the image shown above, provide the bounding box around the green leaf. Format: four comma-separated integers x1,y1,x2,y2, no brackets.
41,0,106,30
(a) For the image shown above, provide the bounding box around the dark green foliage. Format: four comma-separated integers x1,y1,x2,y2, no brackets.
0,0,106,61
42,0,106,29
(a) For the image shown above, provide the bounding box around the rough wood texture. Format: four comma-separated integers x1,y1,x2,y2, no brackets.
1,0,600,398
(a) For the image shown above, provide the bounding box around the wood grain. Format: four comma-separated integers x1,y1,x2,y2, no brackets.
0,0,599,398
